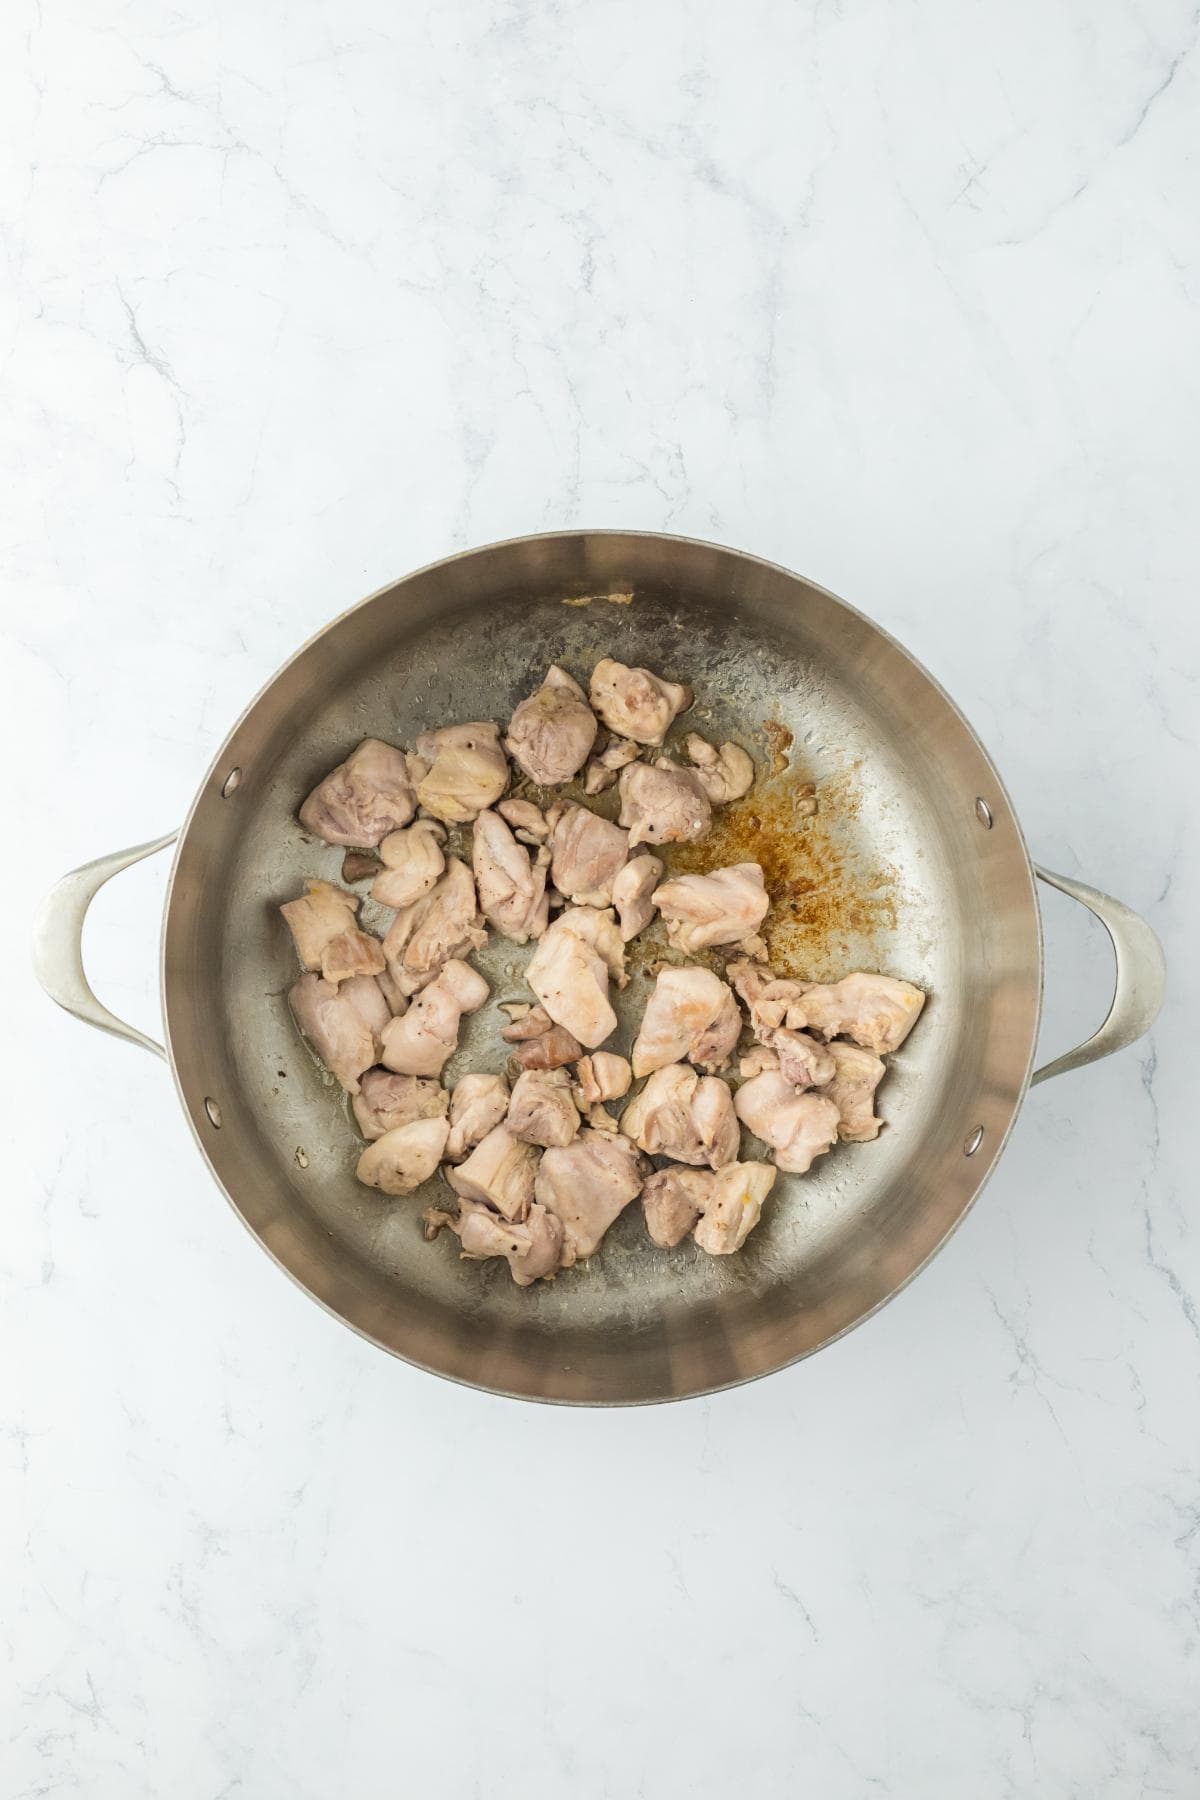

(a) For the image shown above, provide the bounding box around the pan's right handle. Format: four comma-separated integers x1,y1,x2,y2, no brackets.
1031,866,1166,1085
31,833,178,1059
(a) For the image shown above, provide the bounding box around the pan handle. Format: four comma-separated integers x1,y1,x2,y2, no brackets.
31,833,178,1059
1031,866,1166,1085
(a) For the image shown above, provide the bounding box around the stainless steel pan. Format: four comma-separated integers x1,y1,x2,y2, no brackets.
33,533,1165,1404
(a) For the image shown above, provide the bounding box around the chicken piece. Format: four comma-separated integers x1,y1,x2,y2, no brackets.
408,722,509,824
446,1125,539,1221
825,1042,887,1142
728,959,810,1032
548,803,629,906
288,972,389,1094
641,1167,714,1248
352,1070,449,1141
424,1197,564,1286
653,863,769,953
280,880,360,970
534,1130,646,1263
501,1005,583,1071
376,969,408,1016
733,1073,840,1174
631,967,742,1076
584,737,640,795
507,1068,580,1148
356,1117,449,1195
573,1052,632,1106
382,857,487,996
504,664,598,786
444,1072,510,1162
611,854,663,942
684,734,755,805
693,1160,778,1255
620,1064,738,1168
618,758,711,848
582,1102,619,1133
379,959,489,1077
471,809,550,943
739,1045,780,1079
299,738,416,847
786,972,926,1055
770,1028,835,1088
589,659,692,746
525,907,624,1049
497,797,549,843
370,819,447,910
320,928,386,987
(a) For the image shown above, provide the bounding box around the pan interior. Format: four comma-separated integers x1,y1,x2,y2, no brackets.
164,536,1040,1402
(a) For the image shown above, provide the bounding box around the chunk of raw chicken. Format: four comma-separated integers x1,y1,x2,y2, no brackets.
652,863,770,953
618,758,711,848
548,803,629,906
382,857,487,996
424,1197,564,1286
408,722,509,824
573,1052,632,1106
642,1166,714,1248
446,1125,539,1221
471,809,550,943
589,659,692,746
534,1129,646,1264
631,967,742,1076
733,1072,840,1174
498,797,549,843
280,880,360,970
299,739,417,847
379,959,489,1077
684,734,755,805
504,665,598,786
693,1161,778,1255
611,854,663,941
356,1117,450,1195
500,1005,583,1071
525,907,625,1049
352,1069,449,1141
786,972,926,1055
288,972,390,1094
370,819,447,909
444,1072,511,1162
507,1068,580,1148
620,1064,739,1168
584,737,639,795
825,1042,887,1142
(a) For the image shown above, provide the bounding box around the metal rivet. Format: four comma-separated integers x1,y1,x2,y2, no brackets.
964,1124,984,1156
975,797,993,829
221,768,242,797
204,1097,222,1128
295,1147,309,1169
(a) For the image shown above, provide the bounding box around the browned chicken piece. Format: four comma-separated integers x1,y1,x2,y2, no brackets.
408,722,509,824
352,1070,449,1141
525,906,624,1049
728,959,810,1032
356,1117,450,1195
641,1166,714,1248
320,927,387,986
446,1125,539,1221
341,850,382,884
583,736,640,795
617,758,711,848
611,853,663,941
299,738,417,847
424,1197,564,1286
684,734,755,805
652,863,769,953
444,1072,511,1162
573,1051,632,1106
589,658,692,746
739,1045,780,1078
534,1129,646,1263
382,857,487,996
504,665,598,786
786,972,926,1055
471,809,550,943
507,1068,580,1148
379,959,489,1077
370,819,447,909
288,972,390,1094
693,1160,778,1255
733,1072,840,1174
620,1064,739,1168
497,797,549,843
825,1041,887,1141
500,1005,583,1071
548,802,629,906
280,880,360,970
631,966,742,1076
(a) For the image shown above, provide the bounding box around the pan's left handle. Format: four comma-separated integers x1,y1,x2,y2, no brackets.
31,833,179,1059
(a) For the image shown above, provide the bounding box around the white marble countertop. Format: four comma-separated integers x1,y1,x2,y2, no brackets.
4,1,1196,1793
